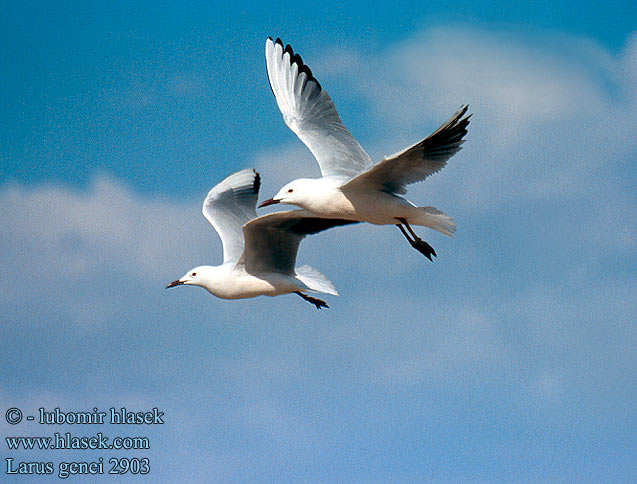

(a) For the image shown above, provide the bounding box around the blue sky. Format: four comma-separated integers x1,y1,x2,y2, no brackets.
1,1,636,483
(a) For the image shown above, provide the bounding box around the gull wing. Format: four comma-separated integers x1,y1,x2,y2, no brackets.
343,105,471,194
240,210,357,275
202,169,260,264
265,37,373,181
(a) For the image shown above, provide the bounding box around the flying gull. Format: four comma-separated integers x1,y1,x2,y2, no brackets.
259,37,470,260
167,168,355,309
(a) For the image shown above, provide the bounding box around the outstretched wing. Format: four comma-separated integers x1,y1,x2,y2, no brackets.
202,169,260,264
344,105,471,194
265,37,373,181
240,210,357,275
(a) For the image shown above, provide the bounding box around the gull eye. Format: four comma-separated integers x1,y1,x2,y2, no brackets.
287,189,294,193
191,272,197,277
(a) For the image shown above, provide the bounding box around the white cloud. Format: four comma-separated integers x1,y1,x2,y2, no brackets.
251,25,637,400
4,27,635,397
0,176,216,331
298,27,637,217
1,176,211,280
2,26,637,484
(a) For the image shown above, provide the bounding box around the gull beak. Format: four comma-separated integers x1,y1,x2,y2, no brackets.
165,279,185,289
258,198,280,208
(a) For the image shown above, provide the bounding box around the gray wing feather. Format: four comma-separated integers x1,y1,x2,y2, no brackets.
202,169,260,264
343,105,471,194
266,37,373,181
241,210,357,274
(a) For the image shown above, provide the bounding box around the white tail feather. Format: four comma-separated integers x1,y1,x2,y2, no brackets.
415,207,456,236
296,265,338,296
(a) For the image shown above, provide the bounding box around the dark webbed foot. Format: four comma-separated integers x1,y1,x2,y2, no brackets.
295,291,329,310
411,238,437,261
395,219,437,261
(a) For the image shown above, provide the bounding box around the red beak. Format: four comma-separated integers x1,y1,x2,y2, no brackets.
258,198,280,208
165,280,184,289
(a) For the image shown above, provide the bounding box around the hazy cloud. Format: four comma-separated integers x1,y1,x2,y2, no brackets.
304,27,637,216
2,25,636,484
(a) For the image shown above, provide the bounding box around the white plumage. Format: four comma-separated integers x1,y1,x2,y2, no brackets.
260,38,471,260
167,168,355,309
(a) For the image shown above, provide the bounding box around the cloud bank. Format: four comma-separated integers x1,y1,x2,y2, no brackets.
2,26,636,484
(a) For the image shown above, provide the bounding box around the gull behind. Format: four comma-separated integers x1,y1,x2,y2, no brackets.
259,37,471,261
166,168,356,309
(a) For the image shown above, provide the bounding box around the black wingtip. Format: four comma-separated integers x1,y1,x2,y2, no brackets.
454,105,471,124
253,171,261,195
415,104,472,160
444,104,472,135
462,105,472,121
270,36,321,90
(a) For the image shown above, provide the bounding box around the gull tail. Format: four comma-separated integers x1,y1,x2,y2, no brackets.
412,207,456,236
296,265,338,296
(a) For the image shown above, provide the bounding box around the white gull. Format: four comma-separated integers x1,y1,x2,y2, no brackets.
166,168,355,309
259,37,471,260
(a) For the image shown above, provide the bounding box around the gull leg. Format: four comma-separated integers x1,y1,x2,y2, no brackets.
395,218,437,261
295,291,329,310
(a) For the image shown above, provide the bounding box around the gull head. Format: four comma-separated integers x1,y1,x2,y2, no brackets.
258,178,332,210
166,266,214,290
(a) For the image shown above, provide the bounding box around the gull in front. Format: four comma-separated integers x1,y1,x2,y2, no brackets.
259,38,471,261
167,168,355,309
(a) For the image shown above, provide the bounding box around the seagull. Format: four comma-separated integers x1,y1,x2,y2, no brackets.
259,37,471,261
166,168,356,309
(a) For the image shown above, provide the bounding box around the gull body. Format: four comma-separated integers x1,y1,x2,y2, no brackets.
167,168,355,309
270,176,453,232
260,37,470,260
174,263,304,300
